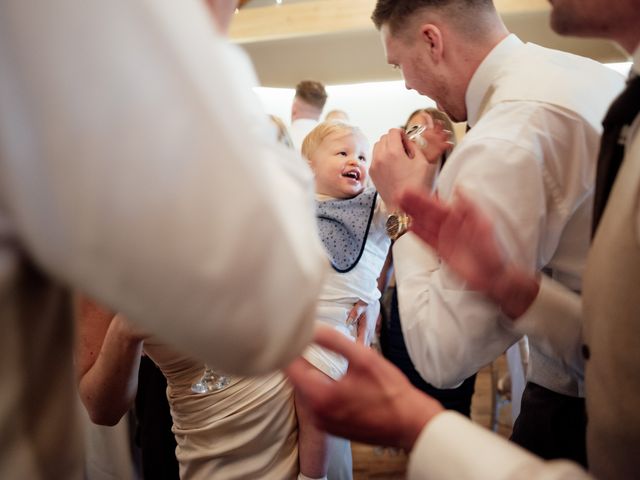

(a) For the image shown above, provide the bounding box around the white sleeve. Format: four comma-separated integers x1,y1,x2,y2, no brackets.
0,0,327,374
408,412,592,480
393,105,590,388
509,276,584,376
393,140,543,387
394,233,520,387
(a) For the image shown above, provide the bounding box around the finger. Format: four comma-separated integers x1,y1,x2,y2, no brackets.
400,130,416,159
373,133,389,157
346,307,358,325
450,189,489,235
387,128,410,158
356,313,367,344
401,190,451,247
403,188,448,214
400,189,449,227
356,326,366,344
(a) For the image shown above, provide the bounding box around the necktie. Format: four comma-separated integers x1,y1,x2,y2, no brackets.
592,73,640,235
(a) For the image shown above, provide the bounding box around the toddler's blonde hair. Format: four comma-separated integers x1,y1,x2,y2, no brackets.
302,121,368,162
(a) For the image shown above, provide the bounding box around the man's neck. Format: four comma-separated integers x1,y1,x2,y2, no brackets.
292,99,322,122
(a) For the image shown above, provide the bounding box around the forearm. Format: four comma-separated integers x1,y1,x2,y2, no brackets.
78,315,143,426
394,234,517,387
2,0,326,375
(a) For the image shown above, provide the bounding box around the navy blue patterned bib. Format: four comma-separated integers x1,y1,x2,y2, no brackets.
316,188,378,273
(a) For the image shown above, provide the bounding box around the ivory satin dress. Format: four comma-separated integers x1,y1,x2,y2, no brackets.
143,339,299,480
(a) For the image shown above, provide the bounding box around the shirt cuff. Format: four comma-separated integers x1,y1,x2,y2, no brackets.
408,411,544,480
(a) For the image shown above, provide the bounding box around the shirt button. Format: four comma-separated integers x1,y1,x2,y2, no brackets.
581,344,591,360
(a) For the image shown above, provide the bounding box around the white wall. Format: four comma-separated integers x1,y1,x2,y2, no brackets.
254,80,436,148
254,61,632,150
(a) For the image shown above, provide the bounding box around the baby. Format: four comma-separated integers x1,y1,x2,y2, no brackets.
296,121,391,480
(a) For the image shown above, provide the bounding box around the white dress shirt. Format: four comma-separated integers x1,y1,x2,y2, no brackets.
405,45,640,480
394,35,624,395
0,0,328,374
290,118,320,152
0,3,330,476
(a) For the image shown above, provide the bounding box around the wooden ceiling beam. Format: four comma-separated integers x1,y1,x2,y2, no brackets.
230,0,551,43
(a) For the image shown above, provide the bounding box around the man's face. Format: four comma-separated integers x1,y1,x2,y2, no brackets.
381,25,462,122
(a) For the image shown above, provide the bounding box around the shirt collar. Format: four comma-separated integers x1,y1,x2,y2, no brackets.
465,34,523,127
292,118,319,126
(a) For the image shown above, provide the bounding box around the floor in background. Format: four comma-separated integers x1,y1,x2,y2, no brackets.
351,355,513,479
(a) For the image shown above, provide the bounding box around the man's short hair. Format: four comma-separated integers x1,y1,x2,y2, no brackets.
295,81,328,110
372,0,493,34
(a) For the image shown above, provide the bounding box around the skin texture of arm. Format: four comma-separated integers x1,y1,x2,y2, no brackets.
75,297,145,426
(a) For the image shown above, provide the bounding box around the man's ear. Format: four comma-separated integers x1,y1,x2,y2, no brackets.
420,24,444,63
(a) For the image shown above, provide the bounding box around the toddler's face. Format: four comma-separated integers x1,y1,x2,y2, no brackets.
310,131,368,199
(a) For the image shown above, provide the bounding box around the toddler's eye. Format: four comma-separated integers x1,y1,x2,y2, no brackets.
338,151,347,156
358,156,366,162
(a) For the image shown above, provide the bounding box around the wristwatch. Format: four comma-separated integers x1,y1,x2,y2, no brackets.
385,212,411,240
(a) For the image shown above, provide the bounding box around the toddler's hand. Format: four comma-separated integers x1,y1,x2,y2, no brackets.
346,300,368,344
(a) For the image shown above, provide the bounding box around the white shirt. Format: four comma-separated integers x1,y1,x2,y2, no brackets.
290,118,320,152
0,0,327,375
405,44,640,480
408,412,591,480
393,35,624,395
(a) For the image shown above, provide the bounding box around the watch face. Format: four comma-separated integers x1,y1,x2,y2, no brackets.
386,214,401,239
386,213,410,239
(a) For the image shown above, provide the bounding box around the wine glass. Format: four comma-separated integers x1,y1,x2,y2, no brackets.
191,365,230,393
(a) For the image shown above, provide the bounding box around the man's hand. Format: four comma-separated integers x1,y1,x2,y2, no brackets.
370,129,439,211
286,326,443,452
410,115,454,163
399,188,539,318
